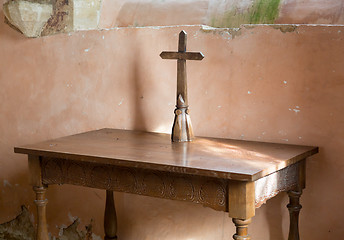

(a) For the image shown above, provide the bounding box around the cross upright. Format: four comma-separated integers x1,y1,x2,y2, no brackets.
160,30,204,142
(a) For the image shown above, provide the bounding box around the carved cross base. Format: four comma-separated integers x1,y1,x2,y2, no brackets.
172,104,194,142
232,218,251,240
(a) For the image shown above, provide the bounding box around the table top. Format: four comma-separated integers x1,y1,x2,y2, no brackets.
14,128,318,181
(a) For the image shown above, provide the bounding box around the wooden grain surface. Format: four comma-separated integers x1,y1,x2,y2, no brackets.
14,128,318,181
160,51,204,60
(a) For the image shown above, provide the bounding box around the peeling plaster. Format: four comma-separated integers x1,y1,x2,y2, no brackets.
0,206,34,240
56,219,100,240
199,23,300,40
0,206,100,240
200,25,242,39
68,212,78,223
271,24,298,33
12,23,342,39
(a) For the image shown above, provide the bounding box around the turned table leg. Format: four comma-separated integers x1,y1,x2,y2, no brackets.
232,218,252,240
228,181,255,240
287,190,302,240
104,190,117,240
33,186,49,240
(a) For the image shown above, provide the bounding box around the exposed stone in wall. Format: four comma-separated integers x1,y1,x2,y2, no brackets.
3,0,53,37
0,206,101,240
3,0,102,37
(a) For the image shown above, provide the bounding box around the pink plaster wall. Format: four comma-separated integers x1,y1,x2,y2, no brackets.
1,4,344,240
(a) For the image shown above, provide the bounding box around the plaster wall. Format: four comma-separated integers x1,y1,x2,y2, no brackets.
3,0,344,37
1,3,344,240
99,0,344,28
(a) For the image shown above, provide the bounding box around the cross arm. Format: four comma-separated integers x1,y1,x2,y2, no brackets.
160,51,204,61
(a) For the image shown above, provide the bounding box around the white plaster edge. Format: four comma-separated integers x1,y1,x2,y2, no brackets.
99,24,205,31
60,23,344,38
243,23,344,27
97,23,344,32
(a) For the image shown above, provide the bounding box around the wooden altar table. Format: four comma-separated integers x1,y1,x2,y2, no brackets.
14,128,318,240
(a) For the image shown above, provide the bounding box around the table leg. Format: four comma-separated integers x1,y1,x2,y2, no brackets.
104,190,117,240
33,186,49,240
232,218,252,240
287,190,302,240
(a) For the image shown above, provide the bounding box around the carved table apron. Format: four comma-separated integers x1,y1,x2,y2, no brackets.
14,128,318,240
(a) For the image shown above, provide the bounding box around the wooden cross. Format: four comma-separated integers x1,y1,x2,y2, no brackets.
160,30,204,142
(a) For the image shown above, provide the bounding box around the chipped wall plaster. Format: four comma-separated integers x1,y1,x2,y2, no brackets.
0,206,101,240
